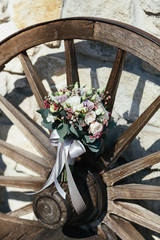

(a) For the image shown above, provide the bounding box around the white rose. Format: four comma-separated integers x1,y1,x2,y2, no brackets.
46,113,56,123
65,96,81,107
72,103,83,112
85,111,96,125
89,121,103,135
95,107,103,115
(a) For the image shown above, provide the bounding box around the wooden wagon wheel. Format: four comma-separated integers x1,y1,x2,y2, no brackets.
0,17,160,239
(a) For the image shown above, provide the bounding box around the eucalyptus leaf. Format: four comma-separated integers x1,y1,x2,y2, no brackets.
78,123,83,131
42,121,53,130
84,139,102,152
43,109,51,118
57,123,69,139
70,125,80,137
83,135,96,143
37,109,46,114
60,110,66,117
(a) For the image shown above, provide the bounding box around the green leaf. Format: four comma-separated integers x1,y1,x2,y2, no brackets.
59,135,65,142
83,139,102,152
78,123,83,131
42,121,53,130
83,135,96,143
37,109,46,114
60,110,66,117
57,123,69,140
43,109,51,118
70,125,80,137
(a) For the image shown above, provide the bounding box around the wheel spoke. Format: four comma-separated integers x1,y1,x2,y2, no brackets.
19,51,48,109
7,204,33,218
103,151,160,186
0,139,50,177
103,95,160,168
105,48,126,113
109,201,160,233
14,227,45,240
0,94,56,166
0,176,45,190
98,223,117,240
103,214,145,240
64,39,80,87
0,224,44,240
108,184,160,200
0,213,44,240
0,212,40,226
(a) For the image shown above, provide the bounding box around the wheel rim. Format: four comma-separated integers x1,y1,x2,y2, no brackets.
0,17,159,239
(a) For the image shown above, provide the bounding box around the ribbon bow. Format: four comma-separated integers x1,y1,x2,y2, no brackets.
39,130,86,214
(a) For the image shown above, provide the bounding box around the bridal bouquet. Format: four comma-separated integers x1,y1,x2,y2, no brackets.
38,82,111,152
37,83,111,214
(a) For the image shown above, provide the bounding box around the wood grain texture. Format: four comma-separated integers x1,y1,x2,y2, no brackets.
109,201,160,233
108,184,160,200
19,51,48,109
93,21,160,71
0,212,40,226
0,94,56,166
105,49,126,113
0,17,160,72
7,204,33,218
103,214,145,240
0,19,94,67
0,213,44,240
98,223,117,240
104,95,160,168
65,39,80,87
0,17,160,238
0,139,50,177
103,151,160,186
0,224,44,240
0,176,45,190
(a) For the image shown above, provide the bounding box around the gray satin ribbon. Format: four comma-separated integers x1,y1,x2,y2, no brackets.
42,130,86,214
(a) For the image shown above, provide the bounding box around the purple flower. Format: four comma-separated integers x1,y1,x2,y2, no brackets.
83,100,95,110
54,94,68,103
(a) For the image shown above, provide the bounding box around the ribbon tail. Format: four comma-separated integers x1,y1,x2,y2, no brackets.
26,142,66,197
65,156,86,215
55,178,66,199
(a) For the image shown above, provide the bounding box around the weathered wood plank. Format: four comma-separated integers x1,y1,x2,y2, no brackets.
0,215,44,240
0,176,45,190
0,94,56,166
109,201,160,233
103,151,160,186
16,227,45,240
7,204,33,218
0,19,94,67
1,226,44,240
103,95,160,168
105,48,126,113
0,139,50,177
19,51,48,109
98,223,117,240
108,184,160,200
93,21,160,71
103,214,145,240
0,212,40,226
64,39,80,87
